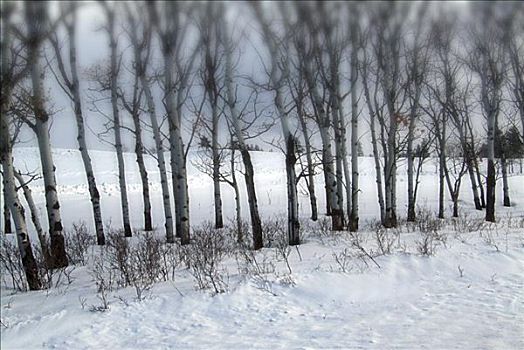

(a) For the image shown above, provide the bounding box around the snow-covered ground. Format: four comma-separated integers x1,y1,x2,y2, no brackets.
1,147,523,349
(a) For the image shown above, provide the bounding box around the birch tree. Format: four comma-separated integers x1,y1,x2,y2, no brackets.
361,3,410,227
13,169,49,258
287,56,318,221
252,2,300,245
317,2,350,229
429,14,483,212
468,3,505,222
223,23,264,250
125,3,174,240
25,1,68,267
292,3,344,230
147,2,196,244
3,188,12,234
117,71,153,232
405,4,429,222
100,1,132,236
348,2,361,231
0,2,41,289
49,2,105,245
198,2,226,229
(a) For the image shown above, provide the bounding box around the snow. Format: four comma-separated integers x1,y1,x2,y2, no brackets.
1,147,523,349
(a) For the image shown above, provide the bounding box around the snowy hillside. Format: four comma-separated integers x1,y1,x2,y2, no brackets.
1,148,523,349
9,147,524,230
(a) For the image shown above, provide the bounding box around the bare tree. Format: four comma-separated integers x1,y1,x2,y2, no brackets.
117,71,153,232
292,3,344,230
467,3,506,222
197,2,226,230
0,2,41,289
25,1,68,267
147,2,197,244
99,1,132,236
252,2,300,245
348,2,361,231
49,2,105,245
405,4,430,222
360,39,386,224
223,20,264,250
317,2,351,230
13,169,48,258
361,3,411,227
287,56,318,221
428,14,482,213
125,3,175,238
500,3,524,143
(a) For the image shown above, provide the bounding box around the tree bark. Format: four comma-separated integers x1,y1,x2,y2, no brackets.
105,6,132,237
1,113,41,290
3,186,12,234
349,17,359,232
1,150,41,290
102,3,133,237
55,4,105,244
131,109,153,232
501,151,510,207
1,2,41,289
225,43,264,250
296,89,318,221
127,13,171,237
254,7,301,245
13,170,49,261
27,2,68,268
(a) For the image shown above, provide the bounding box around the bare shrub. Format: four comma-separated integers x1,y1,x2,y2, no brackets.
0,238,27,292
452,211,486,233
373,223,396,256
332,248,354,273
89,251,113,311
263,217,294,274
479,224,500,252
159,241,181,282
263,217,286,248
226,217,251,246
416,231,439,256
317,216,333,238
185,223,229,294
65,221,95,266
235,246,277,295
34,245,76,290
105,229,168,300
416,207,444,234
106,230,133,288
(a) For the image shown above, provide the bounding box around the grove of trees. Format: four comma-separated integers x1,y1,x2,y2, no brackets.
1,1,523,290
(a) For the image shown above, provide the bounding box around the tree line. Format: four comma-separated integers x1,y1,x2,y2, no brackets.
1,1,523,290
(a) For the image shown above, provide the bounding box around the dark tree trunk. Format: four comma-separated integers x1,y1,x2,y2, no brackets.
240,149,263,250
485,159,496,222
3,187,11,234
501,152,511,207
133,124,153,231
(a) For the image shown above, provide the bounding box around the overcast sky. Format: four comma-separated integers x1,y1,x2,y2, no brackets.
13,1,494,157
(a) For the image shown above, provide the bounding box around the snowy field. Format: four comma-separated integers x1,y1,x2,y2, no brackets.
1,147,523,349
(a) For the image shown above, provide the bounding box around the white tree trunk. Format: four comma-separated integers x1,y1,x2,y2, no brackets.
349,19,359,231
127,16,173,240
164,50,190,244
106,9,132,236
1,115,41,289
60,5,105,244
13,169,49,260
225,43,263,250
1,3,41,289
27,1,68,267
